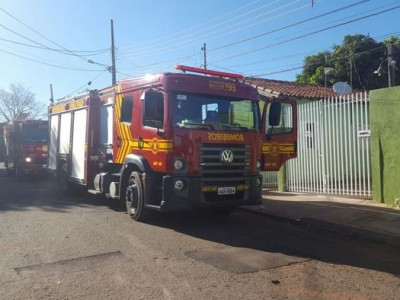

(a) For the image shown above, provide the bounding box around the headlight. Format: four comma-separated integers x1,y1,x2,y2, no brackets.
25,157,32,163
174,159,185,171
256,160,262,169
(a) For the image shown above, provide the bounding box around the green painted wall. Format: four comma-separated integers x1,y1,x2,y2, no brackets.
370,86,400,205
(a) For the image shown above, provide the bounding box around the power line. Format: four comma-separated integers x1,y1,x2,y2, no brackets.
209,4,400,65
115,48,146,72
212,49,323,72
117,0,367,71
0,7,109,67
120,0,308,59
248,45,386,78
0,48,104,71
207,0,369,55
64,71,108,98
0,36,109,56
117,50,202,71
119,0,264,52
113,2,399,81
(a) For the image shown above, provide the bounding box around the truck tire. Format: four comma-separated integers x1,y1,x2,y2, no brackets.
57,164,74,195
125,171,149,221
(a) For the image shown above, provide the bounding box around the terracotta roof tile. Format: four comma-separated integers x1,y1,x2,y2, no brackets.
245,77,349,100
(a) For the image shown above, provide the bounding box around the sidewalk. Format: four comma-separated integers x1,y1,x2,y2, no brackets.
241,189,400,248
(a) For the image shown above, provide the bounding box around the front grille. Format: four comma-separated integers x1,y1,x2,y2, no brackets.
199,143,250,177
32,157,47,165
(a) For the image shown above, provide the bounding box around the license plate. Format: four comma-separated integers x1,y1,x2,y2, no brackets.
218,186,236,195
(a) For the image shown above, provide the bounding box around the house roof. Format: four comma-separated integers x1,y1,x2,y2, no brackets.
245,77,342,100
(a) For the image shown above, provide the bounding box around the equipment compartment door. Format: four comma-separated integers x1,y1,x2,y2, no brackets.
59,112,72,155
99,105,113,156
261,98,297,171
49,114,59,171
71,109,87,180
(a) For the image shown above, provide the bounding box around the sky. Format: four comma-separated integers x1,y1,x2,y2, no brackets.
0,0,399,106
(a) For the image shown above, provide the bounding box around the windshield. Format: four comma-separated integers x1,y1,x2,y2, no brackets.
172,93,259,131
21,124,49,143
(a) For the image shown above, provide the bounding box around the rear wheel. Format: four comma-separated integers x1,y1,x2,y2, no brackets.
125,171,149,221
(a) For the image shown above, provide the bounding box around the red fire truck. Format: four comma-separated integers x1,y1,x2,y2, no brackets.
3,119,49,177
48,65,297,221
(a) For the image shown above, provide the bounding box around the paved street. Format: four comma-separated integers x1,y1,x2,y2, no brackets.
0,175,400,299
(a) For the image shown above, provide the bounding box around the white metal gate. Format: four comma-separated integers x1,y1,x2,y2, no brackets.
286,92,371,197
262,172,278,188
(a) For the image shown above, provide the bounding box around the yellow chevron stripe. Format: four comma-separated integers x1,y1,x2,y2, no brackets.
113,85,173,162
115,85,133,163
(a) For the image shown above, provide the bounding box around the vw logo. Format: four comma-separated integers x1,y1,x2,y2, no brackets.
220,149,234,164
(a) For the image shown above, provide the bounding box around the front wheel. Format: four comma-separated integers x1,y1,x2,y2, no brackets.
125,171,149,221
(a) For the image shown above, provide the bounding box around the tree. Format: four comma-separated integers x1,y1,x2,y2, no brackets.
296,34,400,90
295,51,332,85
0,83,46,122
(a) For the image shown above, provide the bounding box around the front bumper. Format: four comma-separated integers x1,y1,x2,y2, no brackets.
18,162,48,175
159,174,262,212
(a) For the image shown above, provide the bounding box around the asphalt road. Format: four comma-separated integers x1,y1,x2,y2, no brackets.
0,175,399,299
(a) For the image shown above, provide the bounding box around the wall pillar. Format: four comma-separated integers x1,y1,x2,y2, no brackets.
277,164,286,192
370,86,400,205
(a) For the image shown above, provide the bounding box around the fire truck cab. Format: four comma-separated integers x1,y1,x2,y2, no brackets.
3,119,49,177
48,66,297,221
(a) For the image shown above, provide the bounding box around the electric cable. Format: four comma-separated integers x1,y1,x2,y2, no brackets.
209,4,400,65
64,71,108,98
248,45,385,77
0,48,104,71
120,0,308,58
119,0,268,52
118,0,369,70
0,36,109,56
0,7,109,66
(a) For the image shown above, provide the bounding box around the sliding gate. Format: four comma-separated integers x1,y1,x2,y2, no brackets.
262,92,371,198
285,92,371,198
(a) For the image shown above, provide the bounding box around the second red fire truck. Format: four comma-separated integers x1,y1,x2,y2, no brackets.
48,65,297,221
3,119,49,177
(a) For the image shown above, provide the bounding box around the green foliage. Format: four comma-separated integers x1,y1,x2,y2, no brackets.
296,34,400,90
296,51,331,85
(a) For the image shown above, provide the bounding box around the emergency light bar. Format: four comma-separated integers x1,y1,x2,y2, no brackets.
175,65,244,79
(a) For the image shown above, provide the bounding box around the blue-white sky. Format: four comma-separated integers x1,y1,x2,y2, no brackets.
1,0,399,105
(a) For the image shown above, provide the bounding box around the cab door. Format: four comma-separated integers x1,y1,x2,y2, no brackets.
261,98,297,171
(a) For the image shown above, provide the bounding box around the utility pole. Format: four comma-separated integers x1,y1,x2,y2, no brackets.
201,43,207,69
349,54,353,88
49,84,54,103
111,19,116,85
387,43,395,87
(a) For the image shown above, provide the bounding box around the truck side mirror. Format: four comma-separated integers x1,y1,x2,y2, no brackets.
268,102,281,126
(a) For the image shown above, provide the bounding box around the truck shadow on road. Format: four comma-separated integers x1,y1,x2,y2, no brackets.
145,208,400,277
1,176,399,277
0,176,113,212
